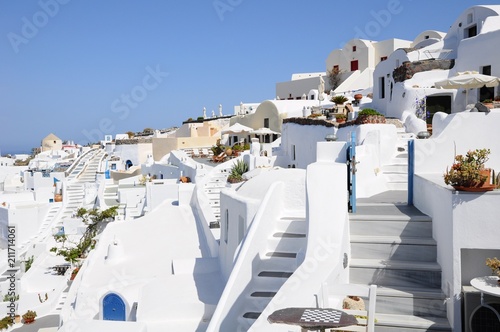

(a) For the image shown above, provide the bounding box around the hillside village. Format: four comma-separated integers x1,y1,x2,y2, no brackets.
2,4,500,332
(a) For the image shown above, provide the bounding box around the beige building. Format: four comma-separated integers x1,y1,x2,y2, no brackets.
41,133,62,152
152,117,231,161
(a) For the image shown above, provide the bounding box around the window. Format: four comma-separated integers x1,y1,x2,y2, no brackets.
465,25,477,38
379,77,385,99
224,209,229,244
380,56,387,62
352,46,357,52
238,216,245,244
291,145,296,161
264,118,269,128
333,65,339,71
425,35,430,40
350,60,359,71
480,65,494,101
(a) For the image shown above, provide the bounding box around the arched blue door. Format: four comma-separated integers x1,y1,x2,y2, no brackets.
125,160,133,170
102,293,126,321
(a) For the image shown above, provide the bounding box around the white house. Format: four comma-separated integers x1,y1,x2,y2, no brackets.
371,5,500,131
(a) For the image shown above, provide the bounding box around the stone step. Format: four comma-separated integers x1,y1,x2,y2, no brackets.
382,164,408,173
350,259,442,288
266,236,307,253
351,236,437,262
274,219,307,234
376,286,447,317
351,204,431,222
350,219,432,237
384,172,408,182
258,257,298,272
375,313,451,331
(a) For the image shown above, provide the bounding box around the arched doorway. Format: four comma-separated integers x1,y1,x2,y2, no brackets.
125,160,133,170
102,293,126,321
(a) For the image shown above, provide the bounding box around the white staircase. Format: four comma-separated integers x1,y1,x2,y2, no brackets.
203,168,230,226
382,130,415,191
238,212,306,328
349,202,451,331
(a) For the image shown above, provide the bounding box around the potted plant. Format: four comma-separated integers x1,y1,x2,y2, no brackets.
335,113,347,123
331,95,349,105
355,108,386,125
22,310,36,324
70,267,80,280
443,148,494,191
486,257,500,283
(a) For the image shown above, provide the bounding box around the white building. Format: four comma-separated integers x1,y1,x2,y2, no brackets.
276,37,412,100
371,5,500,132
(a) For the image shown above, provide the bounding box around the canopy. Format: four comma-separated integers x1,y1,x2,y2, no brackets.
435,71,500,89
221,123,253,134
435,71,500,105
252,127,280,135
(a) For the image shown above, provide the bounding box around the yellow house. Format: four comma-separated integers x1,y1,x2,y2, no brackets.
152,117,230,161
41,133,62,152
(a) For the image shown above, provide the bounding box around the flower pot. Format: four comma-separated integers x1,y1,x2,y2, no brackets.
23,317,35,324
354,94,362,100
452,169,495,192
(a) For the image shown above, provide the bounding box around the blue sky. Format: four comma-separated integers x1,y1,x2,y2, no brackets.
0,0,495,154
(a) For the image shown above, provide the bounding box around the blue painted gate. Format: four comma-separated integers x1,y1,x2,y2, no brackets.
347,132,357,213
103,293,126,321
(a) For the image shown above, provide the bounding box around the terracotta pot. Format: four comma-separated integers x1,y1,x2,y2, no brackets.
54,194,62,202
354,94,363,100
23,317,35,324
453,169,495,191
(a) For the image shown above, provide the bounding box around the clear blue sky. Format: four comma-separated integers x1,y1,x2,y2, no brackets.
0,0,494,154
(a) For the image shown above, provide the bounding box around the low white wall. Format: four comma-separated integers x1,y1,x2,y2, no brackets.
414,174,500,330
415,111,500,174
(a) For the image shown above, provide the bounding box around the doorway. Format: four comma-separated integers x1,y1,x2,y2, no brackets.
426,95,452,124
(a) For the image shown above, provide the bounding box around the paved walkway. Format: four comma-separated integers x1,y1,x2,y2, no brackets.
11,315,60,332
356,190,408,205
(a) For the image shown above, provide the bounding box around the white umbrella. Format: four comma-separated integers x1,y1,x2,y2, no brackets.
435,71,500,105
252,127,279,135
221,123,253,134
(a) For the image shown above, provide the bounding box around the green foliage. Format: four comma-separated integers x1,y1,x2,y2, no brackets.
22,310,36,321
483,99,493,103
327,67,343,90
335,113,347,120
24,256,34,272
211,141,226,156
52,206,118,264
331,95,349,105
358,108,382,116
197,116,204,121
444,148,490,187
0,316,14,330
227,160,249,183
3,294,19,302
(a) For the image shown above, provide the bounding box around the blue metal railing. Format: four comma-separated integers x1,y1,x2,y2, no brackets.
408,139,415,206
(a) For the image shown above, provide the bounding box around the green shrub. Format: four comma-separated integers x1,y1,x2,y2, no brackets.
331,95,349,104
228,160,249,183
358,108,382,116
0,316,13,330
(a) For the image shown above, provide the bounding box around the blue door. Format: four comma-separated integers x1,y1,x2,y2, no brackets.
103,293,126,321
